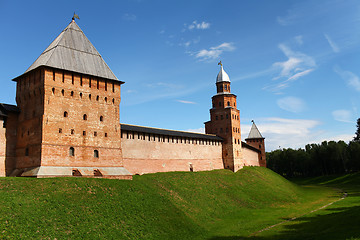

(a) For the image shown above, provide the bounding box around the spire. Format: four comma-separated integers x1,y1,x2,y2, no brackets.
19,20,118,81
247,121,264,139
216,61,230,83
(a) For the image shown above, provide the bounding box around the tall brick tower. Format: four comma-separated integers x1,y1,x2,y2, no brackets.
205,62,242,171
11,18,131,178
245,121,266,167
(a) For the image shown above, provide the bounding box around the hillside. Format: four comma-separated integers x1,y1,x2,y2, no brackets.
0,167,340,239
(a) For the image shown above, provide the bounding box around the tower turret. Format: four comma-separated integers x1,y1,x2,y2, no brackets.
245,121,266,167
205,62,242,171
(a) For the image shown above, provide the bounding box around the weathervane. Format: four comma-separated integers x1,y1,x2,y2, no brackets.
72,12,80,21
218,60,222,67
251,120,254,123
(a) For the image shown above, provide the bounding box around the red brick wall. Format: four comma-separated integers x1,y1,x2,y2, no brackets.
14,67,124,172
245,138,266,167
0,119,5,176
121,131,223,175
242,145,260,166
206,93,243,171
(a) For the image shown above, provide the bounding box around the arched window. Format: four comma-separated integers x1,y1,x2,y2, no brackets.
112,98,115,104
83,114,87,120
71,129,75,135
96,96,99,101
69,147,75,156
71,91,74,96
89,94,92,100
61,89,65,96
25,147,29,156
226,114,228,119
52,88,55,94
105,132,108,137
215,116,218,120
100,116,103,122
64,111,68,117
94,150,99,158
224,85,227,90
104,97,107,102
83,131,86,136
227,101,230,106
80,92,83,98
219,102,222,107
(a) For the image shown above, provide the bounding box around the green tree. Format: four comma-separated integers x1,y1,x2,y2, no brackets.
353,118,360,142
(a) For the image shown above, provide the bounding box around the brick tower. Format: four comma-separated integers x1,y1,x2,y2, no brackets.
11,18,131,178
205,62,242,171
245,121,266,167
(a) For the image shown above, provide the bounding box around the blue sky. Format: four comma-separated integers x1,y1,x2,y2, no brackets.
1,0,360,151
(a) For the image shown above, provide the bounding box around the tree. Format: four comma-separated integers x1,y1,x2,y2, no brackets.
353,118,360,142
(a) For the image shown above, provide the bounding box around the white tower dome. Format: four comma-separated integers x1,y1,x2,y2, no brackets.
216,64,231,83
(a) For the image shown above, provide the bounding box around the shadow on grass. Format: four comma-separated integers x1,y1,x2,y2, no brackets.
208,205,360,240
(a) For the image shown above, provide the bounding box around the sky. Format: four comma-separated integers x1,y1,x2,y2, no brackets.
1,0,360,151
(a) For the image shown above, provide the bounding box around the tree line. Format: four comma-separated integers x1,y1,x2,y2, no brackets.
266,119,360,178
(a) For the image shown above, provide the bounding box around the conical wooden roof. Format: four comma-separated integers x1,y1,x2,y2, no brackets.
246,121,264,139
21,20,118,81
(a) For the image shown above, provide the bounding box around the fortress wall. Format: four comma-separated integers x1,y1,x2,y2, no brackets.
121,130,224,175
241,145,260,167
0,119,5,176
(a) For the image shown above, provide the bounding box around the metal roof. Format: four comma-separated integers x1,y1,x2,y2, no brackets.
0,103,20,116
20,20,119,81
246,121,264,139
216,65,231,83
121,123,223,141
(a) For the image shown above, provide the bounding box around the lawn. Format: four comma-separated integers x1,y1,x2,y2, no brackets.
0,167,353,239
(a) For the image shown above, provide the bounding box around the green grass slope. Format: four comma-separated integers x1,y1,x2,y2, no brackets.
0,167,339,239
254,173,360,240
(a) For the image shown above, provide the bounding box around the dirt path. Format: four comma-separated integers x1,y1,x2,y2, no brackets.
249,190,347,237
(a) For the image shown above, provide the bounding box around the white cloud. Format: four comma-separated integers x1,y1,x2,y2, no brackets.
267,44,316,92
277,9,299,26
179,37,201,48
334,66,360,91
176,100,196,104
324,34,340,53
184,127,205,134
242,118,354,151
242,118,321,151
277,97,306,113
195,42,235,61
122,13,137,21
332,110,353,123
188,21,210,30
294,35,303,45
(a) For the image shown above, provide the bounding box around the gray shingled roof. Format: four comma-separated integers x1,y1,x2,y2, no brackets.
22,20,118,81
246,121,264,139
121,124,223,141
0,103,20,114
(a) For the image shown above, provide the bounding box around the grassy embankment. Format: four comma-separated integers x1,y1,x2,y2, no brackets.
252,173,360,240
0,167,348,239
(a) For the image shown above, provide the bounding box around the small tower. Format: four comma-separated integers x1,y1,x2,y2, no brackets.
205,62,242,171
245,121,266,167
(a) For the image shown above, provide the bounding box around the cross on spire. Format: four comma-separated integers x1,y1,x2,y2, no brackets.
218,60,222,67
